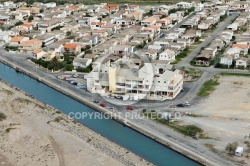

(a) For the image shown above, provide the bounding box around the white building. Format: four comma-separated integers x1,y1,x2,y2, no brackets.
159,49,176,62
176,2,193,9
73,58,92,68
44,2,56,8
86,58,183,101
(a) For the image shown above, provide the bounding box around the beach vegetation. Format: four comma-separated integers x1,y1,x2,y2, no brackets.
0,112,7,121
225,141,238,155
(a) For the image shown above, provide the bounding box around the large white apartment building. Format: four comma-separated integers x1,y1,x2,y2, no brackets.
86,57,183,101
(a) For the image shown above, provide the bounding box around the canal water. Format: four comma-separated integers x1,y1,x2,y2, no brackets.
0,63,200,166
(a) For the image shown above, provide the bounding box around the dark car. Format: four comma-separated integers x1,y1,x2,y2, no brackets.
115,95,123,99
93,99,99,103
176,103,185,107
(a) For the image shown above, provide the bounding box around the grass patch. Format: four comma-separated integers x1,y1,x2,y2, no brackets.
143,112,204,137
54,116,63,122
205,144,219,153
198,76,220,97
220,73,250,77
0,89,14,95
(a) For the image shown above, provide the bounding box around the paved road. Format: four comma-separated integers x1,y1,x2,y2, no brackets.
177,14,238,68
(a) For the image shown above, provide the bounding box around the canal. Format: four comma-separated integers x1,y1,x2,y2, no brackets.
0,63,200,166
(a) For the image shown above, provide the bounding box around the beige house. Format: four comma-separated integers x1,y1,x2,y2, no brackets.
9,36,29,47
18,38,42,53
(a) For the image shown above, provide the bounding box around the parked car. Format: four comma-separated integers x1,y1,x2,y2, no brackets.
115,95,122,99
181,88,185,92
70,80,77,84
93,99,99,103
183,101,190,106
65,77,73,81
159,33,165,38
107,94,115,98
176,103,185,107
73,74,78,78
126,106,134,110
100,102,106,107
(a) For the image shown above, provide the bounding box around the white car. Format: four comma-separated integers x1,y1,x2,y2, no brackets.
183,102,190,106
73,74,78,78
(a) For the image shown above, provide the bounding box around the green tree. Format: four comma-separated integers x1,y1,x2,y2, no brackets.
15,21,23,26
28,15,34,22
66,31,71,36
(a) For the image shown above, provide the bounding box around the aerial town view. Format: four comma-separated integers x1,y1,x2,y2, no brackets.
0,0,250,165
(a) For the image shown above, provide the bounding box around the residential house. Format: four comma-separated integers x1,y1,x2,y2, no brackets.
195,53,212,66
48,42,64,53
156,17,172,28
9,35,29,47
73,58,93,68
0,31,11,43
126,11,143,21
235,57,249,68
16,23,33,33
176,2,193,8
232,44,249,55
159,49,176,62
64,43,81,54
106,4,119,12
112,44,133,57
144,49,158,60
38,19,63,32
36,34,56,47
141,16,159,27
220,54,234,67
18,38,42,53
44,2,56,8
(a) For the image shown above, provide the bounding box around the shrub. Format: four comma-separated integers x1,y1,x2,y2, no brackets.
0,112,7,121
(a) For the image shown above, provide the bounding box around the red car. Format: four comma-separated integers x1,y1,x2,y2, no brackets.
100,103,106,107
126,106,134,111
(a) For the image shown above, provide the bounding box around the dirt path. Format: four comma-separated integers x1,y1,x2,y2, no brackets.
49,136,65,166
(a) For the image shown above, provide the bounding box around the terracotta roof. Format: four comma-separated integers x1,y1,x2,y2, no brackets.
129,11,142,16
20,39,42,47
11,36,24,42
232,44,249,49
69,5,79,10
64,43,78,49
22,23,32,27
33,49,42,54
107,4,119,8
91,22,105,25
92,30,107,33
142,16,157,22
128,4,139,7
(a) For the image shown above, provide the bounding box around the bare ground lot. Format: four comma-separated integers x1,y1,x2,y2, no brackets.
0,81,152,166
180,76,250,165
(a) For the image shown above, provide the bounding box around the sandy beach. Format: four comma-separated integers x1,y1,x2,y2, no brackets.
0,80,153,166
